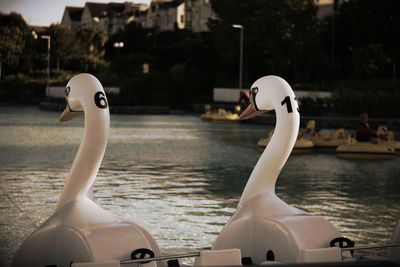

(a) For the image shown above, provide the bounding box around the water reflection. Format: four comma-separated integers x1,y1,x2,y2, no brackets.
0,106,399,266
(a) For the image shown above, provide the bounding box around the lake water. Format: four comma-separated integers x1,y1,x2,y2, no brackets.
0,106,399,266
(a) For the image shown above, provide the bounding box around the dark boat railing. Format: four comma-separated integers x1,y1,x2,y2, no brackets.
117,243,400,266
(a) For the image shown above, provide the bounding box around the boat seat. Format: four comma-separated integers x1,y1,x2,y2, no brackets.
296,247,342,262
193,249,242,266
167,259,180,267
241,257,253,265
71,260,120,267
329,236,355,258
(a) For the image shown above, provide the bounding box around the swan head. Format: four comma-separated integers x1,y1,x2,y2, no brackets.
240,75,295,120
60,73,108,121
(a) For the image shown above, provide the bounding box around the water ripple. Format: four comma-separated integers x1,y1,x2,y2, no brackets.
1,106,399,266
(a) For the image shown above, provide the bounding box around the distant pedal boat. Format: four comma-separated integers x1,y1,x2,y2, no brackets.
376,125,400,151
308,129,348,148
303,120,348,148
258,130,314,150
201,109,240,121
201,105,241,121
336,138,395,157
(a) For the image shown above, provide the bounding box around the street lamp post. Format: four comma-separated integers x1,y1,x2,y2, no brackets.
232,24,244,90
41,35,51,102
32,31,51,102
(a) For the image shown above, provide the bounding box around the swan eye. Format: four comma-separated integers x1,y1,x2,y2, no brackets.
250,87,258,94
249,87,260,111
65,86,71,97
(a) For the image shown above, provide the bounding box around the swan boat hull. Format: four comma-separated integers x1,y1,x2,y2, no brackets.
12,74,161,267
305,129,348,148
379,140,400,151
309,136,347,148
336,142,395,158
12,197,160,267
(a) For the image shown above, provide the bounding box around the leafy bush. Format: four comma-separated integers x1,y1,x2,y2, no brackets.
63,56,109,74
0,75,45,103
105,63,214,109
333,80,400,117
296,80,400,117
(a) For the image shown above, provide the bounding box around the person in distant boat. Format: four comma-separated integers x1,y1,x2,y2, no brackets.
303,120,318,137
377,126,390,141
239,90,250,113
355,113,377,142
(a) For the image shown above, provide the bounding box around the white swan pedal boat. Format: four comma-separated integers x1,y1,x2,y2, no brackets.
12,74,400,267
12,74,160,267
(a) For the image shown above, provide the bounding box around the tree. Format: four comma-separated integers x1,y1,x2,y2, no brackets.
0,12,29,79
209,0,321,86
76,27,107,58
105,23,153,59
334,0,400,80
102,23,217,107
48,24,82,70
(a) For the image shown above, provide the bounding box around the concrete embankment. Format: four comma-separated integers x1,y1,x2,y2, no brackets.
39,102,170,115
250,114,400,131
194,102,400,130
40,101,400,130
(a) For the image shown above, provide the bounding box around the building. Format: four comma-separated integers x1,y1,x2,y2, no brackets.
315,0,342,19
80,2,107,30
157,0,185,31
137,0,214,32
139,0,336,32
99,2,148,35
61,2,148,36
185,0,216,32
138,0,184,31
139,0,165,29
61,6,84,31
61,1,334,35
